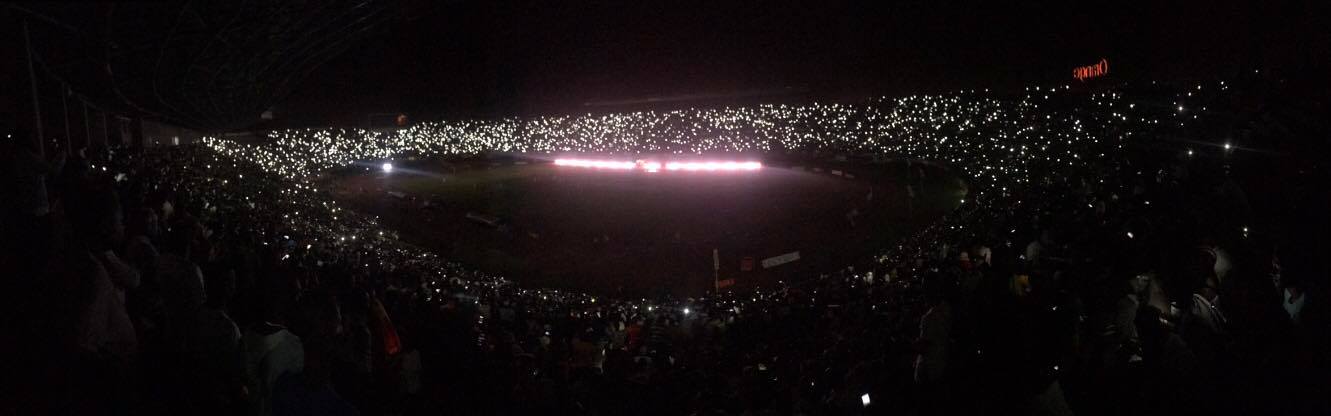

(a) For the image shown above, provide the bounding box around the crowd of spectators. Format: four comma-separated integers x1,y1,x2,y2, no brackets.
3,73,1327,415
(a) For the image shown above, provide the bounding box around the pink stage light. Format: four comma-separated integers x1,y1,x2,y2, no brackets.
555,158,761,172
551,158,761,172
554,159,636,170
664,161,762,171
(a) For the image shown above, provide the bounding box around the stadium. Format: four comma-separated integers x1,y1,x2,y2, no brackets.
3,2,1329,416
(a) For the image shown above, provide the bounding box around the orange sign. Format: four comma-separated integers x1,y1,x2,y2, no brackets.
1073,58,1109,81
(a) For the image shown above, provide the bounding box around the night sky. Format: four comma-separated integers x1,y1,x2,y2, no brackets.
3,1,1325,130
274,1,1326,126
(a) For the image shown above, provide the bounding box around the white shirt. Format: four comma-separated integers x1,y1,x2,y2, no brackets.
245,326,304,416
76,253,138,360
915,302,952,383
1283,289,1306,324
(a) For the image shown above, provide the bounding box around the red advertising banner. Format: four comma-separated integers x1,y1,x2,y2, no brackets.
1074,58,1109,81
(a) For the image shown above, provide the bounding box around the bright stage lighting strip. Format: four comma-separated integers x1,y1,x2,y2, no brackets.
553,159,762,172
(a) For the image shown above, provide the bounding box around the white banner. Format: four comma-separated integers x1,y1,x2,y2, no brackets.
761,251,801,269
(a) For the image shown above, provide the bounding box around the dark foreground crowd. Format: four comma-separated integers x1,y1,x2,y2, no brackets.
4,79,1329,416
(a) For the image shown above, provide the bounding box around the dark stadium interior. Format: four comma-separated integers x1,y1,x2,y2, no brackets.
2,1,1330,415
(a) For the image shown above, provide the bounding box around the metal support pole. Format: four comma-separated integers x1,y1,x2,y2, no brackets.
713,248,720,293
23,20,44,156
62,84,71,150
102,112,110,151
83,100,91,150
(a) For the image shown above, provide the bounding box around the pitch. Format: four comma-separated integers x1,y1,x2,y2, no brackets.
325,157,963,297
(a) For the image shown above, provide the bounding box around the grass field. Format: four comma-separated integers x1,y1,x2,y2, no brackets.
325,157,963,297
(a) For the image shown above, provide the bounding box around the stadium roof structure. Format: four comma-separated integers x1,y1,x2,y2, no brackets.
5,1,402,132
